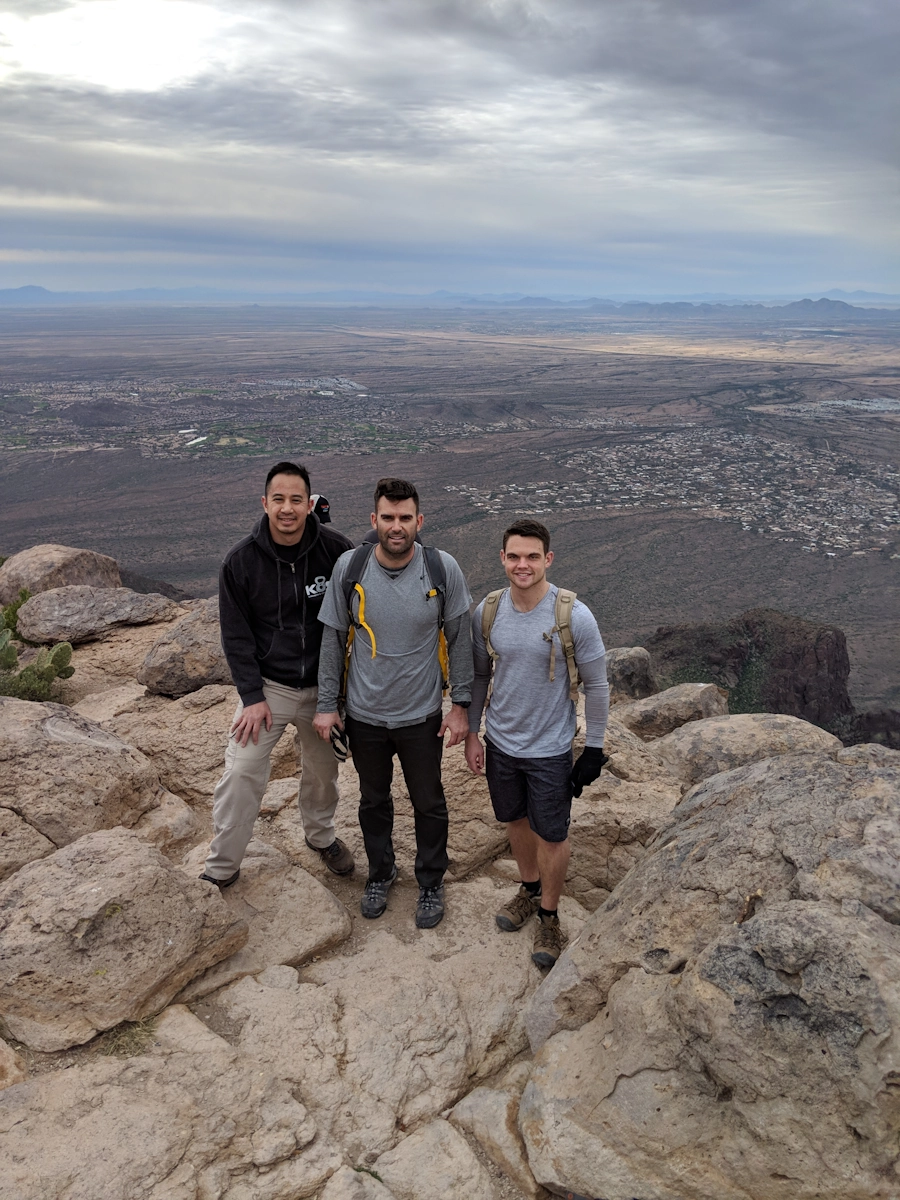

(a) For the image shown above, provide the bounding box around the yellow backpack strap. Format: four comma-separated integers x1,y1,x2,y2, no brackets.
554,588,580,702
352,582,377,659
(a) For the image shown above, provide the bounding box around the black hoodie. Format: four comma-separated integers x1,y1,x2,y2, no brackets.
219,512,354,705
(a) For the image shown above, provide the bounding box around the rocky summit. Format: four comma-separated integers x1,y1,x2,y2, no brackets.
0,544,898,1199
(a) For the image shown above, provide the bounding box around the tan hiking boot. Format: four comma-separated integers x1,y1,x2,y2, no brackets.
532,912,567,969
495,884,541,932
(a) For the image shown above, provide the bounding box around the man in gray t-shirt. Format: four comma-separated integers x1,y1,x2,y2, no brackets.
315,478,473,930
466,519,609,968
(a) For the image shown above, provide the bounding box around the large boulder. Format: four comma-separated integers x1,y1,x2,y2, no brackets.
0,806,55,885
650,711,841,786
374,1120,493,1200
138,597,232,696
606,645,658,702
177,840,352,1001
0,1005,341,1200
519,746,900,1200
16,585,178,644
202,876,589,1162
59,620,187,705
614,681,728,740
0,828,248,1051
0,697,161,860
0,543,120,605
80,683,297,804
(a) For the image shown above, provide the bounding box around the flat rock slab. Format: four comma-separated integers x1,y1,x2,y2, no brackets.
614,681,728,740
17,585,178,644
0,806,55,885
374,1120,493,1200
138,597,232,697
321,1165,398,1199
96,683,297,803
204,876,588,1163
0,543,120,606
520,746,900,1200
0,696,161,852
0,1005,341,1200
177,840,352,1001
0,828,248,1051
650,710,841,785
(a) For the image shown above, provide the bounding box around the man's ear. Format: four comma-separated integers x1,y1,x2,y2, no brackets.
416,513,424,531
370,511,377,528
545,550,554,568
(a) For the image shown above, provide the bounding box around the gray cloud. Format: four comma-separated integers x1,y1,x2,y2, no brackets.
0,0,896,292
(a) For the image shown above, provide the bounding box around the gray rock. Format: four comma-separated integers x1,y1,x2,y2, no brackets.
519,747,900,1200
0,697,161,855
176,840,352,1001
16,586,178,644
0,828,248,1051
450,1086,543,1198
375,1120,493,1200
0,543,120,605
0,1005,341,1199
650,711,841,785
606,645,658,701
614,681,729,740
137,598,232,696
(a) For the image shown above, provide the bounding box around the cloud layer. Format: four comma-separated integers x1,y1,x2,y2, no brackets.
0,0,896,293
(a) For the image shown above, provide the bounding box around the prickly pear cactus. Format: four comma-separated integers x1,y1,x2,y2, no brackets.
0,628,18,671
0,639,75,700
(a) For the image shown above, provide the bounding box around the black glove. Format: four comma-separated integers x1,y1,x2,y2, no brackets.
570,747,609,798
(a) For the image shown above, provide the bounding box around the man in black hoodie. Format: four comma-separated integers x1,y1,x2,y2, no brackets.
201,461,355,886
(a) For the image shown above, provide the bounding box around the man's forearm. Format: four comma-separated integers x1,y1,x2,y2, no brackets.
580,654,610,747
444,612,474,705
316,625,347,711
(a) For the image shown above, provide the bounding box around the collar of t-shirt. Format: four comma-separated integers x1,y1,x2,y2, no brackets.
374,548,416,580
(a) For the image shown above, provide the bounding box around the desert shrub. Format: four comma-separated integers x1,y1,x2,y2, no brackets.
0,633,75,701
2,587,30,635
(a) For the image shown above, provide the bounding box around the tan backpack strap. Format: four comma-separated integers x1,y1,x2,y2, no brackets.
554,589,580,702
481,590,505,662
481,589,505,707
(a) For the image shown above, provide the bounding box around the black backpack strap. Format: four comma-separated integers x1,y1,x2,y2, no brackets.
342,543,376,619
422,545,446,623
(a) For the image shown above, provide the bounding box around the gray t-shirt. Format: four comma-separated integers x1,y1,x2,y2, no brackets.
318,543,472,727
471,585,606,757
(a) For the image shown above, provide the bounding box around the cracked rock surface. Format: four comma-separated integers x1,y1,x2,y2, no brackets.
521,745,900,1199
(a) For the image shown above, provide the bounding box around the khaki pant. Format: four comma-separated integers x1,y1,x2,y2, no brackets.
204,679,339,879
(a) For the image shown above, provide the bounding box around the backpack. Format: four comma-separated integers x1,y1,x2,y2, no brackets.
481,587,580,703
339,541,449,705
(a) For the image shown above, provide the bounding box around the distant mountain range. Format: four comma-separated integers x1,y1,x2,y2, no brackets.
1,284,899,316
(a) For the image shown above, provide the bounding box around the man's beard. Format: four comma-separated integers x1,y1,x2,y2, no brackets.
377,527,415,559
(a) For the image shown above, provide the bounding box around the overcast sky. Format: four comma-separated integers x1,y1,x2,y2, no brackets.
0,0,897,295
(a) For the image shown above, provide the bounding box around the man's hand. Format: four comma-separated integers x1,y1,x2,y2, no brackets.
231,701,273,747
570,747,610,798
439,704,470,748
313,710,343,742
465,731,484,775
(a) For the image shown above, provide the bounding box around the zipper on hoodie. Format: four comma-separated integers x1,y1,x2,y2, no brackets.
287,562,306,651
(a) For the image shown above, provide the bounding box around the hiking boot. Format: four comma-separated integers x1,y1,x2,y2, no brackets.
495,884,540,932
415,884,445,929
305,836,355,876
199,869,240,889
360,866,398,919
532,912,567,969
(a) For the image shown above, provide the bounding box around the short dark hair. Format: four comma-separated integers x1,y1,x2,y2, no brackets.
373,477,419,512
502,519,550,553
265,461,311,496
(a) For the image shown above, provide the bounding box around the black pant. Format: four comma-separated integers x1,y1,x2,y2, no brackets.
345,711,449,888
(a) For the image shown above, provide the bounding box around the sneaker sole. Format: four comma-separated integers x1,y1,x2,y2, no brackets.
415,909,444,929
495,913,526,932
531,950,560,969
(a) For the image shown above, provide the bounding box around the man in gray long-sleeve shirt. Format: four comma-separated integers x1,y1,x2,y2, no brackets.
465,518,609,968
314,478,474,929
